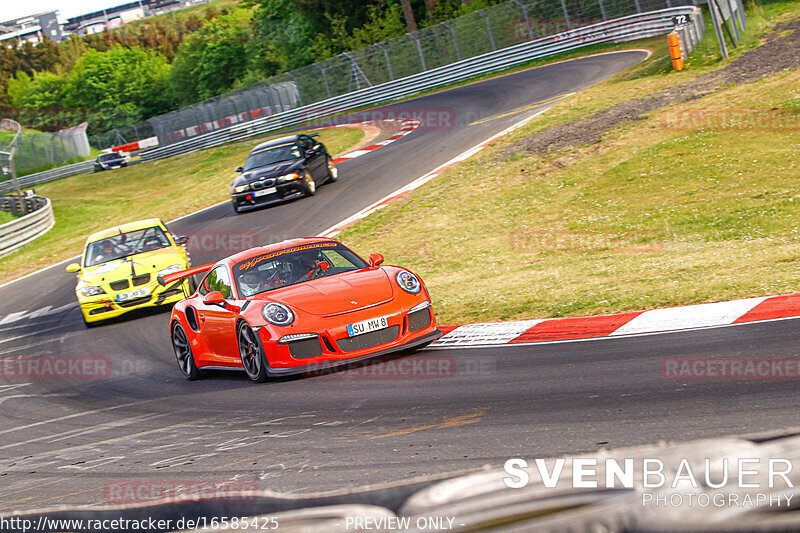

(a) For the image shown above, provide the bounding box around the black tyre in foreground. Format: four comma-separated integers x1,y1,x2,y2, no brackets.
172,322,200,380
238,322,268,382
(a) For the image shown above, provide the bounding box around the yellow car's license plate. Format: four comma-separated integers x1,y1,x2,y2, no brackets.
116,288,150,302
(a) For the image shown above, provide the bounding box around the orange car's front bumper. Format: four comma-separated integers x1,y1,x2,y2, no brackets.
254,303,441,376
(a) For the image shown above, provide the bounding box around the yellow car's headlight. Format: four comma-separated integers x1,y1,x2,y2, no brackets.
158,265,183,278
79,286,105,297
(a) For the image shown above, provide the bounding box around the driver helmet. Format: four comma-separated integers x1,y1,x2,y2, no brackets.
239,269,262,294
101,240,114,254
297,250,322,272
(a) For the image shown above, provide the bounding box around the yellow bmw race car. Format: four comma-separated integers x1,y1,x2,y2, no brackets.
66,219,193,325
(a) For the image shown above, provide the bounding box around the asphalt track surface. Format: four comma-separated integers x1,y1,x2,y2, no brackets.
2,50,797,513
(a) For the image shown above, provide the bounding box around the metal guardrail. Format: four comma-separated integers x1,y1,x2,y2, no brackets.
0,160,94,195
140,7,703,163
0,196,55,257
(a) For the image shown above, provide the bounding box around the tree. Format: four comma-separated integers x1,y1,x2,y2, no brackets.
64,45,174,129
169,9,254,105
400,0,418,31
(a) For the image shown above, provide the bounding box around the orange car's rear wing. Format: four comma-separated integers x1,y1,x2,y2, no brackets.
158,263,214,287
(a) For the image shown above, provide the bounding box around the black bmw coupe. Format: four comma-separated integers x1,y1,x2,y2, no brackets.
231,134,338,214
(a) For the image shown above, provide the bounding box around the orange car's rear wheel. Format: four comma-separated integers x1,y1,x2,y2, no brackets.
238,322,268,383
172,322,200,380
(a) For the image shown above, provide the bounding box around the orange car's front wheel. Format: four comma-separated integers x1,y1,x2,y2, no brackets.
172,322,200,380
238,322,268,383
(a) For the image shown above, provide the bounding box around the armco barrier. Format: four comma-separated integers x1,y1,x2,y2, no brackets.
140,7,703,163
0,160,94,195
0,196,55,257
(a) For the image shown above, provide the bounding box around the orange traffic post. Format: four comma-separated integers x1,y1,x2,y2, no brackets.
668,31,684,71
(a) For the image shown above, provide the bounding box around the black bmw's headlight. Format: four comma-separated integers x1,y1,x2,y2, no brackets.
396,270,422,294
262,302,294,326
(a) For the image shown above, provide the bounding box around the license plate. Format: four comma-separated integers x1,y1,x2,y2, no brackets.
254,187,277,197
347,315,390,337
116,288,150,302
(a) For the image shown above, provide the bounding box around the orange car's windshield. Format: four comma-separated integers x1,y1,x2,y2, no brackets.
234,243,368,297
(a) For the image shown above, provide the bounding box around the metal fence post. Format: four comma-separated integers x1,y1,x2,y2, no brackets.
374,43,394,81
285,72,303,106
476,10,497,51
314,64,332,99
408,33,427,71
442,21,462,60
560,0,572,30
510,0,533,41
736,0,746,30
726,0,740,40
0,118,23,199
634,0,642,13
708,0,729,59
597,0,608,21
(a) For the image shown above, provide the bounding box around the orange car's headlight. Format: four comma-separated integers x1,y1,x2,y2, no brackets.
262,302,294,326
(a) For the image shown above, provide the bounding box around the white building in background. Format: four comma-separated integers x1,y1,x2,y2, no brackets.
0,11,63,43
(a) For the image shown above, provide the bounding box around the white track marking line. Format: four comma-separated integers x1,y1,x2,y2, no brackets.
0,399,158,437
0,384,30,393
0,324,68,345
0,332,83,356
0,412,168,451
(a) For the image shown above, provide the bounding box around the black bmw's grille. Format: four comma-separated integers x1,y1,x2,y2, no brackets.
288,338,323,359
132,274,151,286
117,296,151,308
110,280,129,291
250,178,276,190
408,308,432,332
337,326,399,353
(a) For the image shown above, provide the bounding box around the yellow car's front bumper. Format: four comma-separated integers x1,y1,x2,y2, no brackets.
79,279,191,323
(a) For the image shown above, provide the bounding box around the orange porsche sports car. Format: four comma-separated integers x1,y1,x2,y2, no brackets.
161,237,442,381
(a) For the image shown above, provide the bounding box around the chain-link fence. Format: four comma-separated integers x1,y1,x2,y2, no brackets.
97,0,704,149
3,122,91,176
88,121,154,152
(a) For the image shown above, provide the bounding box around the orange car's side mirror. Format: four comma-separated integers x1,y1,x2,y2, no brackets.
203,291,226,306
368,253,384,268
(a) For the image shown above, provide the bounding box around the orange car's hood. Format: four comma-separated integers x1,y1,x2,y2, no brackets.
264,269,395,315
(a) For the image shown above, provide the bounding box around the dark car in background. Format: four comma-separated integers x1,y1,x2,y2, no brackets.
94,152,128,172
231,134,338,214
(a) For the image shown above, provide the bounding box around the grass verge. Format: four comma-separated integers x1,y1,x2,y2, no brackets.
0,211,15,225
338,1,800,324
0,126,364,280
